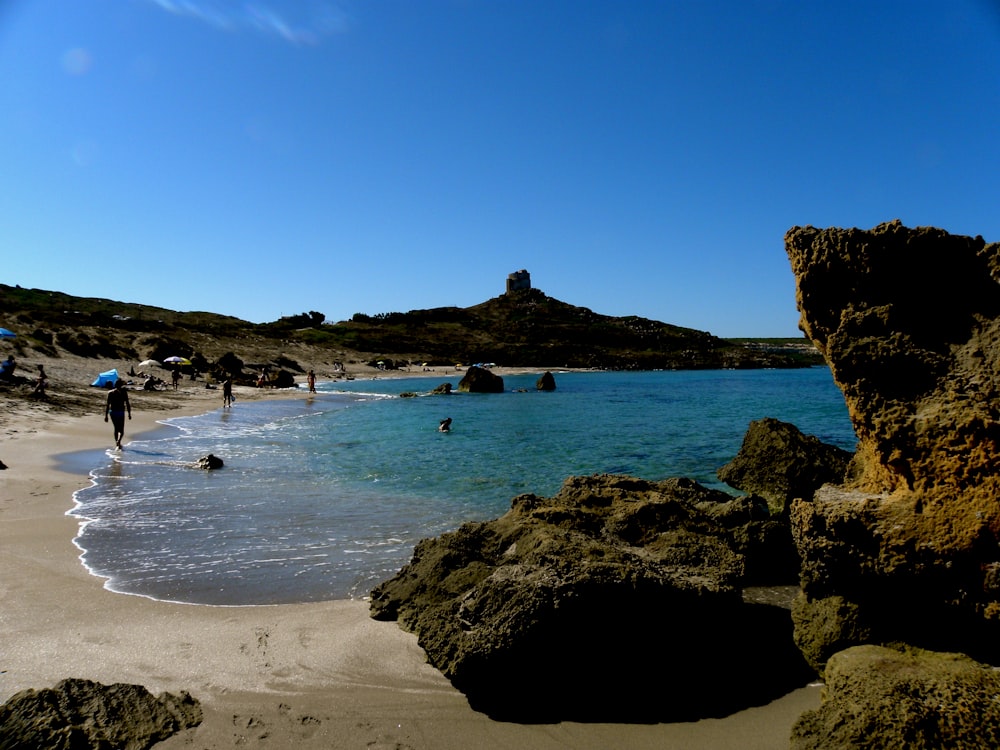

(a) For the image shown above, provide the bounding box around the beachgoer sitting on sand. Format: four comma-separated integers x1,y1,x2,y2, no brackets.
439,417,452,432
0,355,16,380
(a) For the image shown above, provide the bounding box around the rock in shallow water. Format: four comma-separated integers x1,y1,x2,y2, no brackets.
717,417,852,517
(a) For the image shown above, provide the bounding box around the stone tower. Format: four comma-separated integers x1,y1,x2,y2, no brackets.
506,269,531,294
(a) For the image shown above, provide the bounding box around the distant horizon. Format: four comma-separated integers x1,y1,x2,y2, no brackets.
3,2,998,338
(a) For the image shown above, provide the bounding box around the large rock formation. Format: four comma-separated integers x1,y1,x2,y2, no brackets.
717,417,852,516
790,644,1000,750
0,678,202,750
535,370,556,391
370,474,811,722
457,366,504,393
784,221,1000,670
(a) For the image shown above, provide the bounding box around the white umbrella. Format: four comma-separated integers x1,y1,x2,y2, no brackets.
138,359,161,368
163,356,192,365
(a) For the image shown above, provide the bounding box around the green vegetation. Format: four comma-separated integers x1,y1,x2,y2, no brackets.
0,283,823,370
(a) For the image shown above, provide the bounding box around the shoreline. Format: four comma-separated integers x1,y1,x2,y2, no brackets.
0,370,820,748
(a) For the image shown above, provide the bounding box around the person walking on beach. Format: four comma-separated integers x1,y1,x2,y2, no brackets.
104,379,132,450
32,364,47,398
223,376,234,408
171,368,181,390
307,369,316,393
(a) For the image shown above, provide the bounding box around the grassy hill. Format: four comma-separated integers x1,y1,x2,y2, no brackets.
0,283,821,373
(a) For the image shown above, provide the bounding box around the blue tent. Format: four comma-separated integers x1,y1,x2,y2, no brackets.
91,368,119,388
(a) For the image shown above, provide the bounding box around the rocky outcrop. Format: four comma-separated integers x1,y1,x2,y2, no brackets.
717,417,852,516
535,370,556,391
370,473,811,722
790,644,1000,749
457,366,504,393
195,454,223,470
0,678,202,750
430,382,452,394
784,221,1000,670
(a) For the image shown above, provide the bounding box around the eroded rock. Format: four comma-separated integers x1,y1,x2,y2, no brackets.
370,473,811,721
785,221,1000,669
717,417,853,516
0,678,202,750
791,644,1000,750
535,371,556,391
457,366,504,393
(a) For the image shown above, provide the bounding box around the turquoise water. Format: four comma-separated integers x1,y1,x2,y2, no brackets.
70,368,855,605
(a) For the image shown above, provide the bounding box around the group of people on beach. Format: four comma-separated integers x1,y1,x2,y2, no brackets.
1,355,48,398
97,365,451,450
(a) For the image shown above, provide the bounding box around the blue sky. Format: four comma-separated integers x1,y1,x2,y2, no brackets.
2,1,999,337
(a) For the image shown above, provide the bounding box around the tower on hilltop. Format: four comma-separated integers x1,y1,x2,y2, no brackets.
506,269,531,294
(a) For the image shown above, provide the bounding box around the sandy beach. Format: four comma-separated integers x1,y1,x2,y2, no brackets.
0,362,819,748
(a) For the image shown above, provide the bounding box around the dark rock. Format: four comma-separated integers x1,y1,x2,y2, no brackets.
535,371,556,391
457,366,504,393
790,645,1000,750
717,417,853,516
370,473,812,722
270,369,296,388
399,391,418,398
0,677,202,750
430,382,452,394
195,454,223,470
784,221,1000,670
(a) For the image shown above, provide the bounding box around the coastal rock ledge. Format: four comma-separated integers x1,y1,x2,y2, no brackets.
370,473,812,722
785,221,1000,750
785,221,1000,740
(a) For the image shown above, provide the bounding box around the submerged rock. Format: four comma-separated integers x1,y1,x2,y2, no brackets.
370,473,811,722
784,221,1000,669
0,677,202,750
791,644,1000,750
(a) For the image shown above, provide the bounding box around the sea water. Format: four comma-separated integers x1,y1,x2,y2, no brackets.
70,369,856,606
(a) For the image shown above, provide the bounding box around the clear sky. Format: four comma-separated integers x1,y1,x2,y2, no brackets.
2,1,999,337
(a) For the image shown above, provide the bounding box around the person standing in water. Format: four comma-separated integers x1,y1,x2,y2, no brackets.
438,417,452,432
307,369,316,393
223,376,234,408
104,379,132,449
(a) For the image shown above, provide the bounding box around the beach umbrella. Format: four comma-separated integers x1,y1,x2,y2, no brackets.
163,356,192,365
0,327,15,339
138,359,161,368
